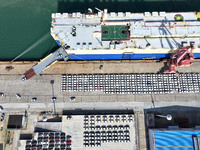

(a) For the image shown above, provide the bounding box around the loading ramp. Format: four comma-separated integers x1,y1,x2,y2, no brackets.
23,47,69,80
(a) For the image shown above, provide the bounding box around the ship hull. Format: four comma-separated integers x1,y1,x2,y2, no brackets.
68,53,200,60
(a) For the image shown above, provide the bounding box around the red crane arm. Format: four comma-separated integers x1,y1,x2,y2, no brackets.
163,45,194,73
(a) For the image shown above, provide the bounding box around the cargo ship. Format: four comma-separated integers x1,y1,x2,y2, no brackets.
51,8,200,60
23,9,200,80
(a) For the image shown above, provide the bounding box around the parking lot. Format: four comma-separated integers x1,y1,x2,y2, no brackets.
63,114,136,150
16,113,136,150
82,114,135,150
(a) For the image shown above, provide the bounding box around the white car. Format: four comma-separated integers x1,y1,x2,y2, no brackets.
21,77,27,81
32,97,37,102
51,97,57,101
70,96,76,101
1,113,5,121
16,93,21,99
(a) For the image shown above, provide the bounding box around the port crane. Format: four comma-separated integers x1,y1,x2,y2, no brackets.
163,45,194,73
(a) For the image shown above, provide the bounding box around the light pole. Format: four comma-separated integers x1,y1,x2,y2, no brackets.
156,114,172,121
50,80,57,115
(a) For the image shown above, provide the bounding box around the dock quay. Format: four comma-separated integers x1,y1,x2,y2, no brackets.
0,60,200,150
1,60,200,75
0,60,200,109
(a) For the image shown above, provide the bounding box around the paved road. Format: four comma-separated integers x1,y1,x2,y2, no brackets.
2,100,200,113
0,60,200,112
0,73,199,109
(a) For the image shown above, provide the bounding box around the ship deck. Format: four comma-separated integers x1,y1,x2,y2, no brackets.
51,11,200,51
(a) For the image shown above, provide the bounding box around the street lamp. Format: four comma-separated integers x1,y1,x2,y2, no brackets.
50,80,56,115
156,114,172,121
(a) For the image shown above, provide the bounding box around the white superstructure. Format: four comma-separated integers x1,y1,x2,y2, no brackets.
50,9,200,60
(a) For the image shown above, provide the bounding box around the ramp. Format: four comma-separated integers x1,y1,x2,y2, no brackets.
23,47,69,80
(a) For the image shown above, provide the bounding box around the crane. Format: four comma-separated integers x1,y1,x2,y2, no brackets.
163,45,194,73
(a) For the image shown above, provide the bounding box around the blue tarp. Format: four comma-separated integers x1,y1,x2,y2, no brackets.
154,130,200,150
155,136,193,146
155,131,200,136
156,147,194,150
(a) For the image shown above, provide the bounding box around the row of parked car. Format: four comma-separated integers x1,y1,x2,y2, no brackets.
25,132,72,150
0,92,38,102
84,115,133,123
1,92,75,102
0,93,5,124
84,124,130,131
1,113,5,122
83,135,130,147
26,144,71,150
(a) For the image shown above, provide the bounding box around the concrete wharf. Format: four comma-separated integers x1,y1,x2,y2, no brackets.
1,60,200,150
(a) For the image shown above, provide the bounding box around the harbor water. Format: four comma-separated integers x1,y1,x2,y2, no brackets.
0,0,200,61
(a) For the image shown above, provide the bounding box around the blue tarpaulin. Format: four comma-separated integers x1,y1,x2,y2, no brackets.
154,130,200,150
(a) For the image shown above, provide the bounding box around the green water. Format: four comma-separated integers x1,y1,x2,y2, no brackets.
0,0,200,61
